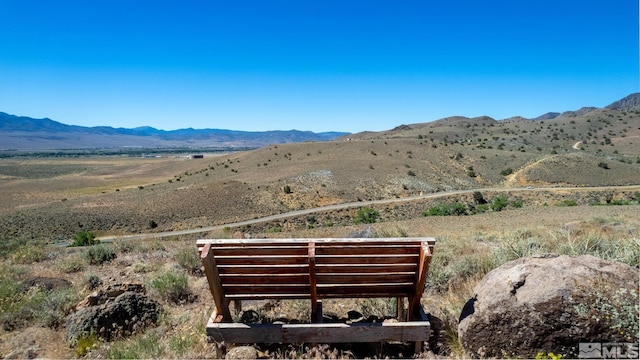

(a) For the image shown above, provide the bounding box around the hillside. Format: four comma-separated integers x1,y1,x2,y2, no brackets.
0,94,638,240
0,94,639,359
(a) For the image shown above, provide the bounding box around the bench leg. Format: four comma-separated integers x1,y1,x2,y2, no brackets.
311,300,323,323
233,299,242,315
396,297,405,320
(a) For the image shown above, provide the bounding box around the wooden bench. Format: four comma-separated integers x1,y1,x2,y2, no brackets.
196,237,436,350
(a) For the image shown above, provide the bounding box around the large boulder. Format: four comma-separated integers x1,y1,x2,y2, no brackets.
458,254,639,358
65,288,161,346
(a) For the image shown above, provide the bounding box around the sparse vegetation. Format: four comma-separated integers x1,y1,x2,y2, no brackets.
149,270,193,304
353,207,380,224
70,231,99,247
176,248,201,275
0,106,638,358
82,244,116,265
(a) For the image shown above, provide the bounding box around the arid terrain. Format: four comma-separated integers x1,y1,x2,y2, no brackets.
0,100,639,358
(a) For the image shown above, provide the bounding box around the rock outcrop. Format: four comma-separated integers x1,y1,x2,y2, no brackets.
458,254,639,358
65,284,161,346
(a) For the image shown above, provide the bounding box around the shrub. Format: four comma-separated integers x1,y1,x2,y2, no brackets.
558,199,578,207
70,231,99,247
133,262,152,273
10,245,46,264
423,202,468,216
597,162,610,169
82,244,116,265
491,195,509,212
354,207,380,224
176,248,201,275
149,270,192,303
500,168,513,176
473,191,487,204
114,240,137,253
1,285,78,330
84,273,103,290
283,184,292,194
59,256,87,273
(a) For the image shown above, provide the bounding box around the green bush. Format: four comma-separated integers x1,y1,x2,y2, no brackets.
149,270,192,304
423,202,467,216
491,195,509,212
354,207,380,224
70,231,99,247
500,168,514,176
558,199,578,207
82,244,116,265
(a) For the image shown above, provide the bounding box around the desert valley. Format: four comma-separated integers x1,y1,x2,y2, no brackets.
0,94,638,359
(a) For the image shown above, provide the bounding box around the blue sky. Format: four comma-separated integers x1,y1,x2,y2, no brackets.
0,1,638,133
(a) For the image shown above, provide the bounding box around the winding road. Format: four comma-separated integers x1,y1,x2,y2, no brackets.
96,184,640,242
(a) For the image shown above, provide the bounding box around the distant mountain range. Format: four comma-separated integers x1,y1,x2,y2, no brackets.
1,93,638,151
0,113,349,150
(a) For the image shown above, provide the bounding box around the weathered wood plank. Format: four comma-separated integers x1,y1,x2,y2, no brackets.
217,265,309,275
315,245,421,256
198,236,436,346
315,264,417,274
315,255,418,265
206,318,431,343
220,274,310,285
207,246,309,256
197,237,433,245
200,244,232,321
214,256,309,266
224,283,310,292
315,273,415,284
408,242,432,320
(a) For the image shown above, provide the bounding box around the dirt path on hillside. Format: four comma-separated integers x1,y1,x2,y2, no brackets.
95,184,640,242
572,141,582,150
504,155,559,187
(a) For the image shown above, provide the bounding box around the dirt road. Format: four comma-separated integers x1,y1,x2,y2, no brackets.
96,184,640,242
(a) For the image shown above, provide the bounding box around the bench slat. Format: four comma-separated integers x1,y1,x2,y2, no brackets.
315,245,420,254
214,256,309,266
220,274,310,285
315,264,417,274
316,255,418,265
218,265,309,275
316,273,415,284
224,285,310,296
206,246,309,257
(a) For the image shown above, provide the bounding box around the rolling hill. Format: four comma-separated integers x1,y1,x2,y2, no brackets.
0,93,638,240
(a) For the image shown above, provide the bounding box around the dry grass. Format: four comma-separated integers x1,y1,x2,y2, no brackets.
1,205,638,358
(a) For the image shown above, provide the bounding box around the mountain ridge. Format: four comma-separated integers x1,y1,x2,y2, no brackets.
0,112,349,150
2,93,638,150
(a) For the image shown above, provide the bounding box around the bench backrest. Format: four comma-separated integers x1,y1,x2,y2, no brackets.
196,238,435,302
